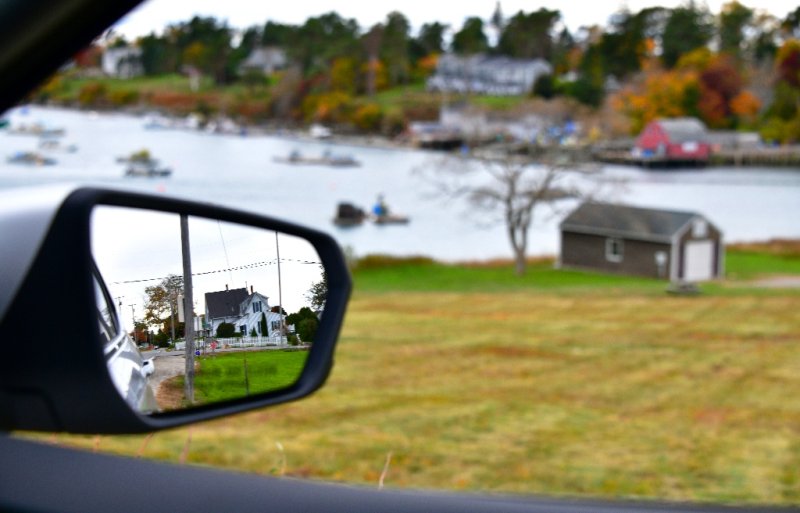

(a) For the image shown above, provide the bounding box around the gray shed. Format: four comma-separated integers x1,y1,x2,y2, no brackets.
559,202,724,282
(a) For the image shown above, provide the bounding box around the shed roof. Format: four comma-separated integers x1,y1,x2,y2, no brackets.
654,117,708,143
560,202,701,243
205,288,248,319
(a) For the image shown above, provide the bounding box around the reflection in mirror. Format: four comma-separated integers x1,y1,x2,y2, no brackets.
91,206,326,414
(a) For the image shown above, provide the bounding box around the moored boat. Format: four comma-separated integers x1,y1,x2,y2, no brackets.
274,150,360,168
124,161,172,177
7,151,57,166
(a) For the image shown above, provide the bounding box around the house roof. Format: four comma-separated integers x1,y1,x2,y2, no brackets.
653,118,708,143
240,47,286,69
205,288,248,319
560,202,702,243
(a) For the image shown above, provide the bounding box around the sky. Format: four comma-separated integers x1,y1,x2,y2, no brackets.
113,0,796,40
92,206,323,331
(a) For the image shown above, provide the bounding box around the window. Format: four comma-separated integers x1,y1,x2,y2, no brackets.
239,324,247,334
271,320,281,331
94,272,119,345
605,238,623,262
252,301,261,313
692,219,708,238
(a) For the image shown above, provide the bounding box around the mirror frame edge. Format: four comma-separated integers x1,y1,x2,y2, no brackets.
0,186,351,434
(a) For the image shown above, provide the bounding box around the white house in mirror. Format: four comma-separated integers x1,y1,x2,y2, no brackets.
204,286,284,338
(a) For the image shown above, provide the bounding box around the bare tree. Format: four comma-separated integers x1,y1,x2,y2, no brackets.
420,149,605,276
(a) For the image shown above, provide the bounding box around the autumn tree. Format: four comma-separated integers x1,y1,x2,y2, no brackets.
452,17,488,55
362,24,384,96
413,22,447,57
262,21,295,46
138,33,178,75
600,7,666,79
662,5,714,68
144,274,184,341
761,39,800,143
719,1,754,60
497,9,561,60
288,12,360,75
381,11,411,86
172,16,233,83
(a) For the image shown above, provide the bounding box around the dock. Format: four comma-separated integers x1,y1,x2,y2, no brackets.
595,146,800,168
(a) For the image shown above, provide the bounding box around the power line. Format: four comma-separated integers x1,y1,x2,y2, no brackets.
111,258,320,285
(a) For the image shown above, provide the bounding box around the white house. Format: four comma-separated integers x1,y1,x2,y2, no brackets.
204,287,283,338
101,46,143,78
427,54,552,96
238,47,287,75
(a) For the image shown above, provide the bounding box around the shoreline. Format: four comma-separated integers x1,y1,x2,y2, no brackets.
16,104,800,169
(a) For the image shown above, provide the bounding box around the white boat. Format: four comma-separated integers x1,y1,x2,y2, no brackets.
7,151,57,166
125,161,172,177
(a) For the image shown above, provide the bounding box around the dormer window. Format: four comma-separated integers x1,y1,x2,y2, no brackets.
252,301,261,313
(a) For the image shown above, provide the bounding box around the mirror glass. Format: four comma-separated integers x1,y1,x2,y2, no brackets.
91,206,326,414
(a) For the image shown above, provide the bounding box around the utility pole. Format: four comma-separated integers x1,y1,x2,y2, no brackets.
168,304,174,343
275,232,284,344
181,215,195,403
129,304,136,344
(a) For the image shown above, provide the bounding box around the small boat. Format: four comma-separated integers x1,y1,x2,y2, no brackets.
117,149,156,164
125,161,172,177
8,123,65,137
332,202,409,227
7,151,57,166
332,202,367,227
38,138,78,153
274,150,360,168
373,214,410,225
309,124,332,139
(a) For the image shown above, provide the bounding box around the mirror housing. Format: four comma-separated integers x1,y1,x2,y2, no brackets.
0,186,351,434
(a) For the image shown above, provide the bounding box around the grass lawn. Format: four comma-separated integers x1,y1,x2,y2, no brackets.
192,350,308,404
51,245,800,505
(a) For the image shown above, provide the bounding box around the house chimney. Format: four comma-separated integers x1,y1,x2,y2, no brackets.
225,284,228,291
251,285,254,294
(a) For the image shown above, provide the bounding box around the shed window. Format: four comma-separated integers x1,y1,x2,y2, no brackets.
692,219,708,238
605,238,623,262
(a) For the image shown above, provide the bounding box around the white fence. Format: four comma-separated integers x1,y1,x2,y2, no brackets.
174,334,289,351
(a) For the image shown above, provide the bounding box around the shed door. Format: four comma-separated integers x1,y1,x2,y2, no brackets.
683,240,714,282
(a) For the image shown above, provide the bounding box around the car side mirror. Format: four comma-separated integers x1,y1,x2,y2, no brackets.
0,186,351,434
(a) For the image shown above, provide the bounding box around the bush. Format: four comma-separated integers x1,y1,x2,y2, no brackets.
353,103,383,132
216,322,236,338
77,82,107,106
287,334,299,346
532,74,556,99
153,331,170,348
108,89,139,106
297,318,319,343
381,108,408,136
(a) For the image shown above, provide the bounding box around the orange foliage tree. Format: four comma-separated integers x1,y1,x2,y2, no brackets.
611,48,760,133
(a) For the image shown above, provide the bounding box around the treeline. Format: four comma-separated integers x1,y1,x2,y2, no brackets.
52,4,800,140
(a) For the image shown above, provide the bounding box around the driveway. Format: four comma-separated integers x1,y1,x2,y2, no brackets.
148,354,185,397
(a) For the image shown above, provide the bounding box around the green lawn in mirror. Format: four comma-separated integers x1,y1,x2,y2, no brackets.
191,349,309,405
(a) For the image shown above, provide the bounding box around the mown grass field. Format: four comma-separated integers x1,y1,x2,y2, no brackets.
46,245,800,505
192,350,308,404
